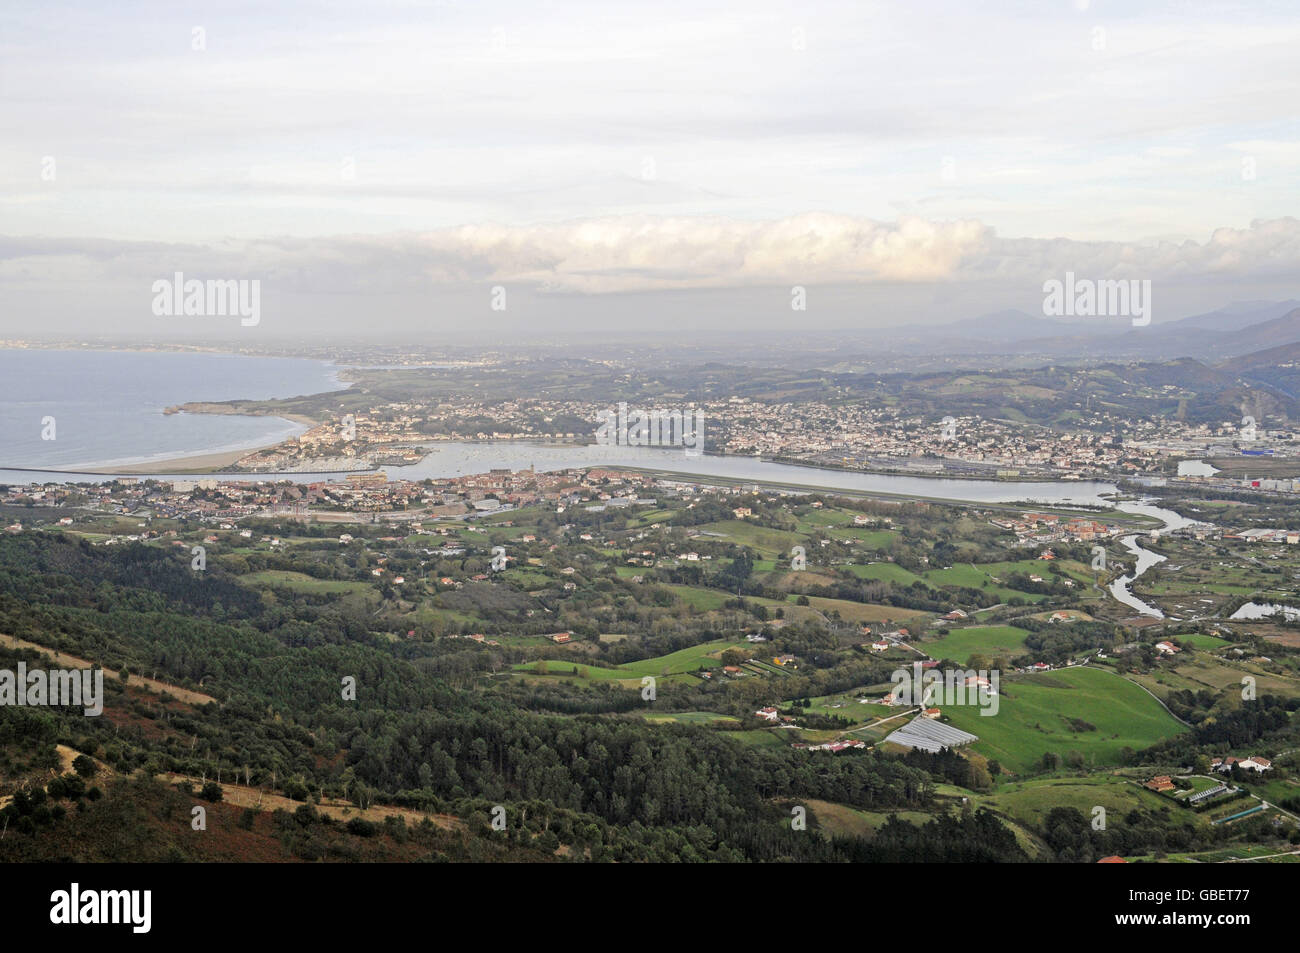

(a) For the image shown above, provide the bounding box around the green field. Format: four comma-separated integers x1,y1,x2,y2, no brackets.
802,690,894,726
694,520,805,555
239,570,372,595
501,568,553,590
974,775,1179,828
617,639,746,676
804,799,938,838
1128,656,1300,701
728,729,790,749
923,626,1032,664
1172,633,1231,651
642,711,740,725
942,667,1188,773
797,595,930,624
845,562,923,585
921,559,1064,603
827,528,898,548
513,638,746,684
665,585,731,611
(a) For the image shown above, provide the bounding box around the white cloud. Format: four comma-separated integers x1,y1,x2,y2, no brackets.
3,214,1298,298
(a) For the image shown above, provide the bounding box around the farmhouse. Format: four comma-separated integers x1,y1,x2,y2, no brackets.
808,740,867,753
1214,755,1273,773
1155,641,1181,655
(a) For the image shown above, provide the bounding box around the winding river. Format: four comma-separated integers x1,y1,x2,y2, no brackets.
1,441,1200,616
1106,501,1205,619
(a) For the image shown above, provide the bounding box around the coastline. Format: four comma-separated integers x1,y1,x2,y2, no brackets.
0,346,344,476
106,446,279,475
46,412,322,476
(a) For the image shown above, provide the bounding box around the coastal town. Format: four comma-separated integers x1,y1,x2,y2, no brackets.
177,392,1300,504
3,463,1296,555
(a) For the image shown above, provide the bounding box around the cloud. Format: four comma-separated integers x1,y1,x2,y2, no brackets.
4,214,1298,300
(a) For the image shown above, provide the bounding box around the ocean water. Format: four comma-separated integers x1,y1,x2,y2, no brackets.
0,349,345,469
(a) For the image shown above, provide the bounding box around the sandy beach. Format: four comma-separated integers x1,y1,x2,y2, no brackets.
83,412,321,475
104,445,278,475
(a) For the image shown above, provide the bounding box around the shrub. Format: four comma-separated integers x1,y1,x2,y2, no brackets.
346,817,377,837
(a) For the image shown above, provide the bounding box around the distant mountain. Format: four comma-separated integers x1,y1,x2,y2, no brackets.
898,309,1128,354
1213,306,1300,356
1216,333,1300,402
877,299,1300,368
1218,337,1300,372
1168,300,1300,333
910,301,1300,363
866,352,1297,428
936,309,1074,341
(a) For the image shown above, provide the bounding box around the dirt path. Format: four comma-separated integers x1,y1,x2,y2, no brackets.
0,744,113,812
846,707,920,734
158,773,462,831
0,634,217,707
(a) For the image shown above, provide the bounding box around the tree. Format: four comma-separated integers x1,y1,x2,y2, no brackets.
346,817,377,837
72,754,97,778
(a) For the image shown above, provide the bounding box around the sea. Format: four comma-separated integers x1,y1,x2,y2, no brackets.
0,349,346,470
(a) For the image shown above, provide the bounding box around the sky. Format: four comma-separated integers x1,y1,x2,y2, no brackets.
1,0,1298,341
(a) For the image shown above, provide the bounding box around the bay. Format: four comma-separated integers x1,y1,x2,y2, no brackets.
0,349,345,469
